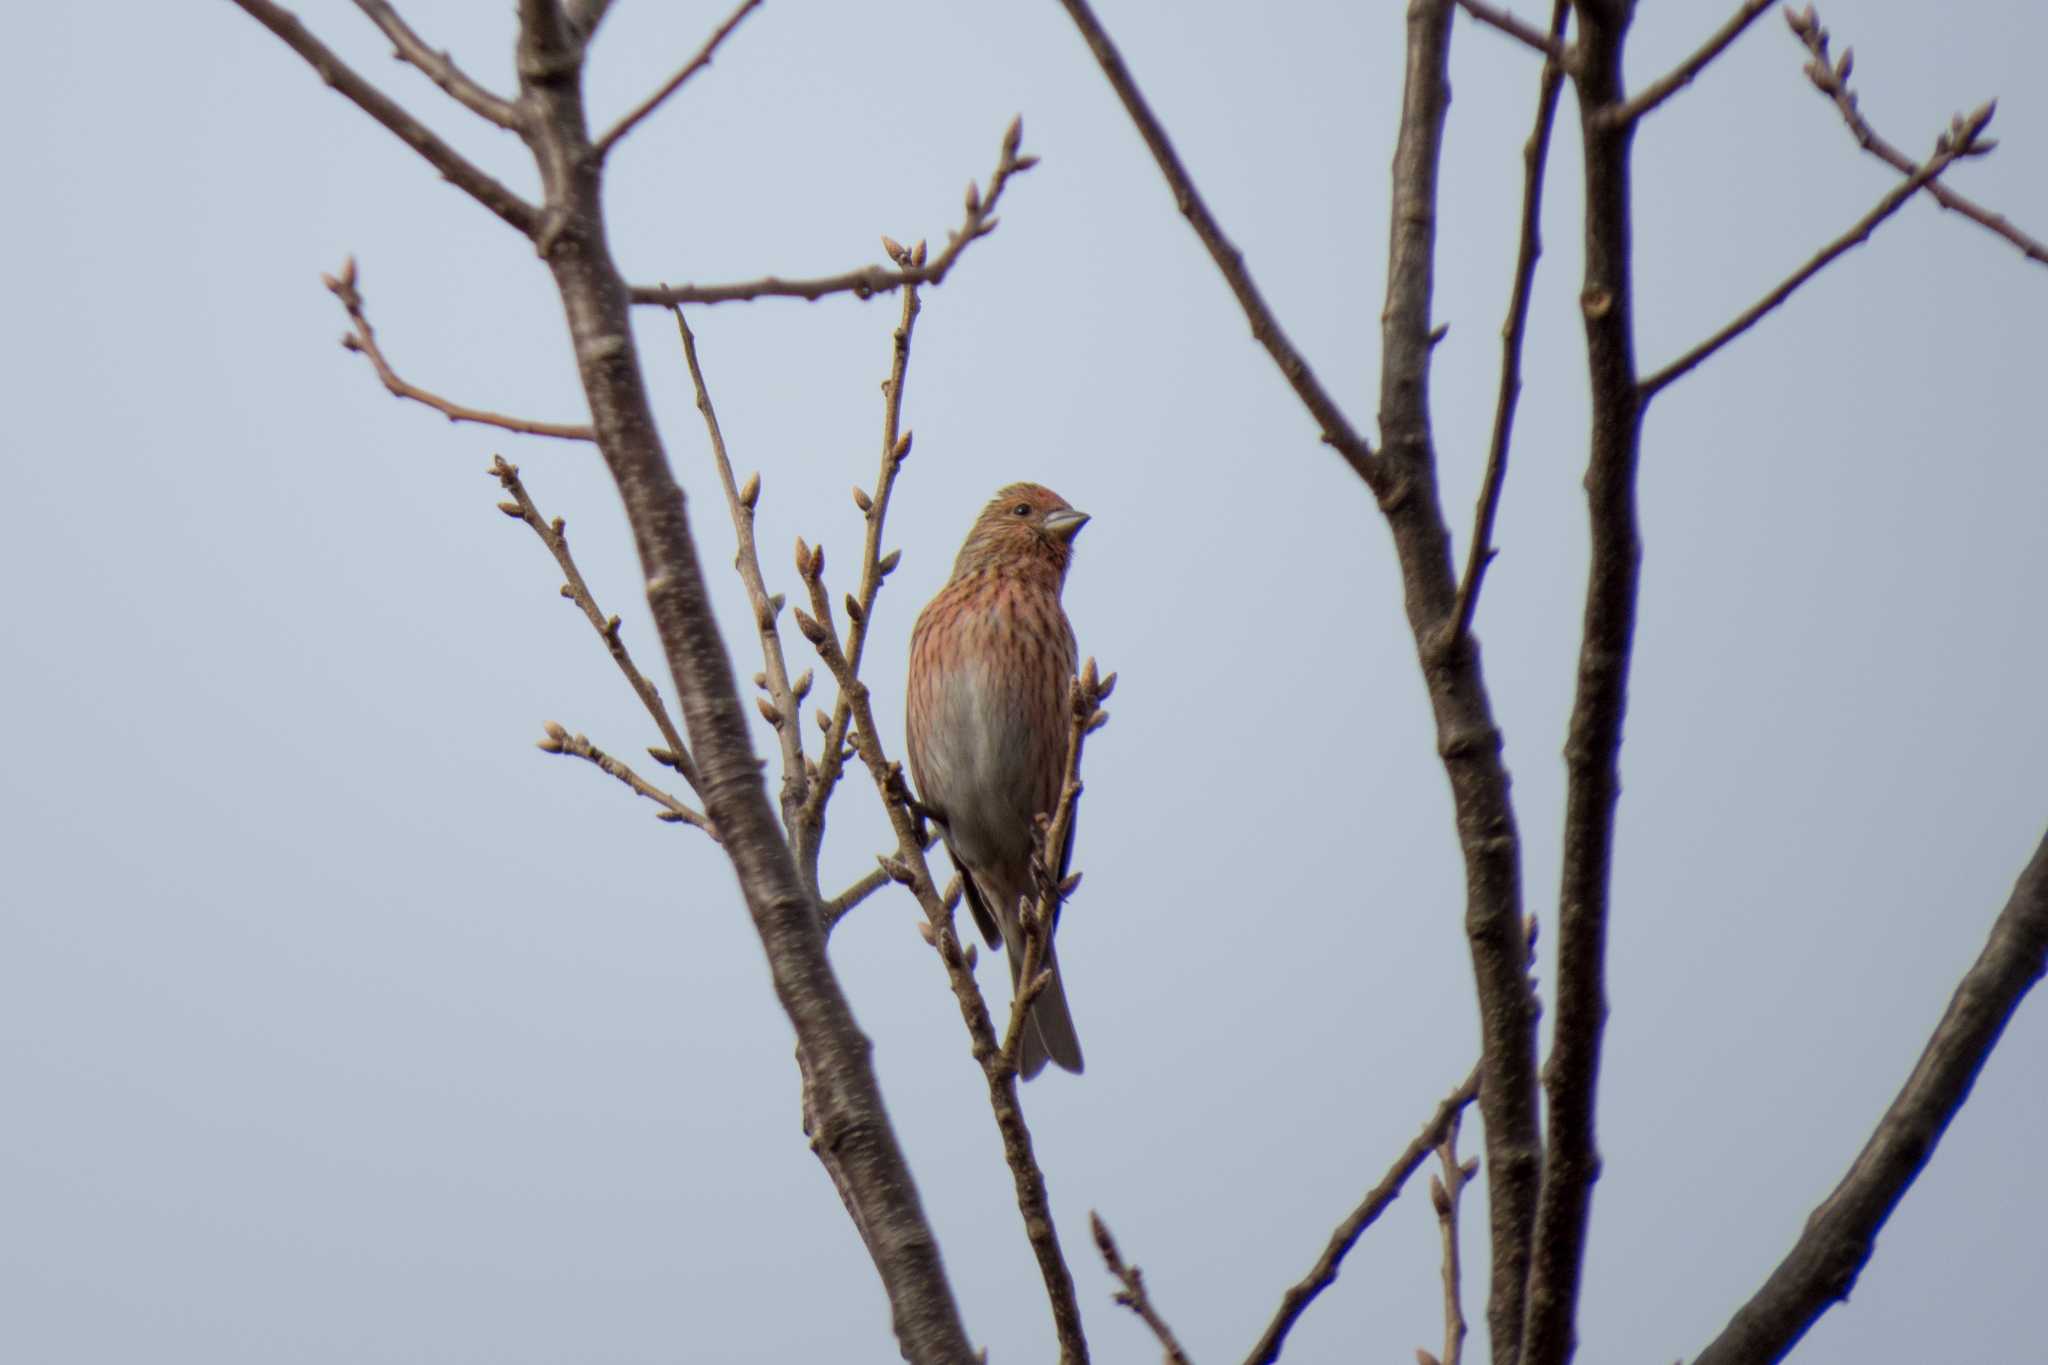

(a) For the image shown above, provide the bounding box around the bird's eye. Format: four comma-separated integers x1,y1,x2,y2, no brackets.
1012,502,1032,517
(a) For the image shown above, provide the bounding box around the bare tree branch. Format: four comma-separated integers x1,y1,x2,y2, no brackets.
503,7,976,1356
1693,828,2048,1365
670,309,812,843
1426,1107,1479,1365
793,561,1093,1362
536,721,713,832
1366,9,1552,1362
1452,0,1564,58
1449,0,1571,649
1091,1214,1193,1365
1788,5,2048,269
796,279,925,889
1639,106,1994,400
1001,663,1111,1074
593,0,762,160
1519,6,1644,1362
324,261,595,440
1597,0,1772,128
1243,1068,1481,1365
1049,0,1380,489
226,0,540,236
491,455,703,796
349,0,521,128
630,123,1036,307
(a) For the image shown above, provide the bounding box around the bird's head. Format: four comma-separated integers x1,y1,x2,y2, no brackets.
951,482,1090,579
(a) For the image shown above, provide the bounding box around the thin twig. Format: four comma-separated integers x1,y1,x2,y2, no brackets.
1448,0,1570,650
1788,5,2048,268
349,0,521,128
1639,106,1994,400
671,309,812,843
1451,0,1563,58
592,0,762,159
1520,9,1647,1361
630,121,1036,306
490,455,703,797
1050,0,1381,491
1598,0,1772,127
1426,1108,1478,1365
536,722,713,832
796,279,923,887
226,0,540,236
1243,1068,1481,1365
1694,827,2048,1365
325,261,594,440
792,572,1091,1363
1001,663,1112,1073
1090,1214,1193,1365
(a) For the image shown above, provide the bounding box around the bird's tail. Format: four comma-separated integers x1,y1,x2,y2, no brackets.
1010,927,1084,1079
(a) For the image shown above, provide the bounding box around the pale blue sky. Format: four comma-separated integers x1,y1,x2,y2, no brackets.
4,3,2046,1362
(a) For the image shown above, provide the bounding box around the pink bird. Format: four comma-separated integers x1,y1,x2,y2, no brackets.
906,483,1091,1078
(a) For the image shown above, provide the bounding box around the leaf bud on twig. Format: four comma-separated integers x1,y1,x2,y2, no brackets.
1085,709,1110,734
792,669,813,700
1002,114,1023,160
844,593,864,625
911,239,927,267
497,501,523,519
965,180,982,214
880,234,906,264
877,548,901,576
1012,154,1040,174
1096,670,1117,701
1058,872,1082,898
793,607,827,644
851,485,872,513
739,470,760,510
794,536,812,578
892,430,913,463
757,697,783,727
1429,1174,1450,1216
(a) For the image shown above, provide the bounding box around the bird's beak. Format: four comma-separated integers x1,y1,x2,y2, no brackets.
1042,508,1090,543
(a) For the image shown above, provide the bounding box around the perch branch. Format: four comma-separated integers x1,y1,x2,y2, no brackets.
1639,104,1994,400
1091,1214,1193,1365
349,0,521,128
630,121,1036,306
793,568,1091,1363
226,0,540,235
491,455,703,797
327,261,594,440
593,0,762,159
1787,5,2048,268
1243,1067,1481,1365
1449,0,1570,648
1693,828,2048,1365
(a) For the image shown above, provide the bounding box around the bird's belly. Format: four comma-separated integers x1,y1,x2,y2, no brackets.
922,665,1039,868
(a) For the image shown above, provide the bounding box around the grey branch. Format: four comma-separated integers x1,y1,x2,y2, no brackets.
593,0,762,159
1243,1069,1480,1365
227,0,540,236
350,0,521,128
1692,829,2048,1365
630,121,1036,306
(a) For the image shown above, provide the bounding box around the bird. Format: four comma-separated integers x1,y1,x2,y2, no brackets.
905,482,1091,1078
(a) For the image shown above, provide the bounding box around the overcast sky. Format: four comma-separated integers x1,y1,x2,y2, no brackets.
6,2,2046,1362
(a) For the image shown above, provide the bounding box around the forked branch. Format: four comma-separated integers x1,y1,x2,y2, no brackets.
1244,1068,1481,1365
1787,5,2048,267
349,0,521,128
327,261,595,440
630,121,1037,306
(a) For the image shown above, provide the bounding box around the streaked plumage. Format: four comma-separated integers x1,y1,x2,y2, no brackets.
906,483,1090,1078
